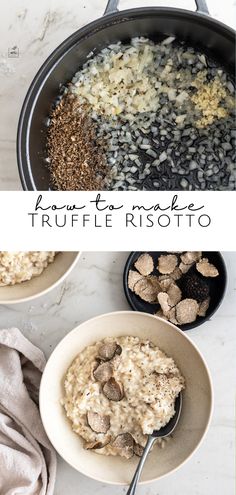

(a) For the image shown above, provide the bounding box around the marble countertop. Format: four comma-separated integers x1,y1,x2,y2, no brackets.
0,0,236,190
0,251,235,495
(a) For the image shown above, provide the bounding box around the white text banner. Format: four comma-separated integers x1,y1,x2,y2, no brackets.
0,191,234,251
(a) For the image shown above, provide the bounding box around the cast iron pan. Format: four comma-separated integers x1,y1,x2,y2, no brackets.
123,251,227,330
17,0,235,190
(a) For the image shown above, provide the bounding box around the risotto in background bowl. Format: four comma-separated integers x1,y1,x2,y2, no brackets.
0,251,80,304
39,311,213,485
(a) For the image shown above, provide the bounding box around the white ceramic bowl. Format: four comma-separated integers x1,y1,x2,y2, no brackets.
0,252,80,304
40,311,213,485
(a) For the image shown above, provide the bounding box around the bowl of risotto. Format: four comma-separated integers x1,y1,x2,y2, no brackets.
39,311,213,485
0,251,80,304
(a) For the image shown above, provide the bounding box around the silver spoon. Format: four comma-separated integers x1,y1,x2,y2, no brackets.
126,393,182,495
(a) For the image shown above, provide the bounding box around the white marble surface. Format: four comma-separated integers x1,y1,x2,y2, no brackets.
0,251,235,494
0,0,235,190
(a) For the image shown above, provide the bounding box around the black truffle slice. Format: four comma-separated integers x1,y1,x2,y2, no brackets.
180,271,210,302
112,433,134,459
87,411,110,433
93,361,113,382
134,443,144,457
102,378,124,401
98,342,122,361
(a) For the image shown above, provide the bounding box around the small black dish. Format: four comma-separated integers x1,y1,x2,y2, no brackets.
123,251,227,331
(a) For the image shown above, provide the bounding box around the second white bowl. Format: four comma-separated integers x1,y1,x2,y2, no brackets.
0,251,80,304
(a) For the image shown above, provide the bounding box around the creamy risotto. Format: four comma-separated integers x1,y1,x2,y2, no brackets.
62,336,185,458
0,252,56,286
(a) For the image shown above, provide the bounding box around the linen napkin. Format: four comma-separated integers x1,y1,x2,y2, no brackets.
0,328,57,495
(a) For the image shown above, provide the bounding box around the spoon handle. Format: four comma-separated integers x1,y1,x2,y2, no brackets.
126,435,157,495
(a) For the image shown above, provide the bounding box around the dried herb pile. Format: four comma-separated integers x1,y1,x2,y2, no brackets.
47,94,108,190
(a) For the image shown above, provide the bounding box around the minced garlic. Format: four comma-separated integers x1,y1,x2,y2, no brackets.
191,72,228,127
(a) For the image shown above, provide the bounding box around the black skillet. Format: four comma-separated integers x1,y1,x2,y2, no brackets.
17,0,235,190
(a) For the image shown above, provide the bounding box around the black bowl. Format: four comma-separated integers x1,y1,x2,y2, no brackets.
123,251,227,330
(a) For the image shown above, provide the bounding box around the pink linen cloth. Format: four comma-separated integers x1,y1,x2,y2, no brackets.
0,328,56,495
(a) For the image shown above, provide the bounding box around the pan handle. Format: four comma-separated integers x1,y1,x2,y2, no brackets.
195,0,209,14
104,0,209,15
104,0,119,14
